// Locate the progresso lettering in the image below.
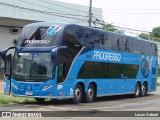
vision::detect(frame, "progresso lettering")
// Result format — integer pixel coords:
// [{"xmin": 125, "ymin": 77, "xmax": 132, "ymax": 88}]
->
[
  {"xmin": 93, "ymin": 51, "xmax": 121, "ymax": 61},
  {"xmin": 25, "ymin": 40, "xmax": 49, "ymax": 44}
]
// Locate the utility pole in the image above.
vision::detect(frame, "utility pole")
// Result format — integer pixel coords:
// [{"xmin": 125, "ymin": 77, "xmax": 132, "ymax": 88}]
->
[{"xmin": 89, "ymin": 0, "xmax": 92, "ymax": 27}]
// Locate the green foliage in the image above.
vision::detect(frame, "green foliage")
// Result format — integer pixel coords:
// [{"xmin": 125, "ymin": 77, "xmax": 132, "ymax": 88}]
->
[
  {"xmin": 158, "ymin": 70, "xmax": 160, "ymax": 77},
  {"xmin": 13, "ymin": 39, "xmax": 17, "ymax": 45},
  {"xmin": 101, "ymin": 24, "xmax": 125, "ymax": 35},
  {"xmin": 0, "ymin": 72, "xmax": 4, "ymax": 80},
  {"xmin": 0, "ymin": 93, "xmax": 36, "ymax": 105},
  {"xmin": 138, "ymin": 26, "xmax": 160, "ymax": 42},
  {"xmin": 102, "ymin": 24, "xmax": 118, "ymax": 32},
  {"xmin": 115, "ymin": 30, "xmax": 125, "ymax": 34},
  {"xmin": 151, "ymin": 26, "xmax": 160, "ymax": 38},
  {"xmin": 138, "ymin": 33, "xmax": 150, "ymax": 40},
  {"xmin": 0, "ymin": 73, "xmax": 3, "ymax": 80}
]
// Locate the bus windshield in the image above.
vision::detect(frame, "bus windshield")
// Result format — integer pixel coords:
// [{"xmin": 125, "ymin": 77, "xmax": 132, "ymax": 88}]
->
[
  {"xmin": 17, "ymin": 25, "xmax": 63, "ymax": 47},
  {"xmin": 12, "ymin": 52, "xmax": 54, "ymax": 81}
]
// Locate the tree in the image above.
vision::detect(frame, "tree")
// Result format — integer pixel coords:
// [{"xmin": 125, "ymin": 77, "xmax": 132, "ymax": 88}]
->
[
  {"xmin": 151, "ymin": 26, "xmax": 160, "ymax": 38},
  {"xmin": 138, "ymin": 33, "xmax": 151, "ymax": 40},
  {"xmin": 13, "ymin": 39, "xmax": 17, "ymax": 45},
  {"xmin": 138, "ymin": 26, "xmax": 160, "ymax": 42},
  {"xmin": 101, "ymin": 24, "xmax": 118, "ymax": 32},
  {"xmin": 101, "ymin": 24, "xmax": 125, "ymax": 34}
]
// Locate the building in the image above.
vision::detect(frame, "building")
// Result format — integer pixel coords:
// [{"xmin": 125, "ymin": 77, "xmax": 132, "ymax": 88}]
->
[{"xmin": 0, "ymin": 0, "xmax": 103, "ymax": 52}]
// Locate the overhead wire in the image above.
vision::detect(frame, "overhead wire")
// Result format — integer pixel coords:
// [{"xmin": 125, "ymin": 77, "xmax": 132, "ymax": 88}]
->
[
  {"xmin": 18, "ymin": 0, "xmax": 89, "ymax": 17},
  {"xmin": 38, "ymin": 0, "xmax": 102, "ymax": 18},
  {"xmin": 39, "ymin": 0, "xmax": 102, "ymax": 14},
  {"xmin": 0, "ymin": 1, "xmax": 87, "ymax": 22},
  {"xmin": 39, "ymin": 0, "xmax": 89, "ymax": 15},
  {"xmin": 92, "ymin": 17, "xmax": 151, "ymax": 33},
  {"xmin": 0, "ymin": 1, "xmax": 155, "ymax": 34}
]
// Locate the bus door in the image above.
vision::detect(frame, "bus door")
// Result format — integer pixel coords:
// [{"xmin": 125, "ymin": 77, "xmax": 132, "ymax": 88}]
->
[{"xmin": 4, "ymin": 54, "xmax": 12, "ymax": 95}]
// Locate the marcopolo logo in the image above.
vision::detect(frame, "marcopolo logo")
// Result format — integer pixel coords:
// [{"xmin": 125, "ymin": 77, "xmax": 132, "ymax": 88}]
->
[
  {"xmin": 140, "ymin": 58, "xmax": 149, "ymax": 78},
  {"xmin": 25, "ymin": 40, "xmax": 49, "ymax": 44},
  {"xmin": 93, "ymin": 51, "xmax": 121, "ymax": 61}
]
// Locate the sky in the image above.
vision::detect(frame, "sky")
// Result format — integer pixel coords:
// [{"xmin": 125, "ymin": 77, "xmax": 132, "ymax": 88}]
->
[{"xmin": 57, "ymin": 0, "xmax": 160, "ymax": 34}]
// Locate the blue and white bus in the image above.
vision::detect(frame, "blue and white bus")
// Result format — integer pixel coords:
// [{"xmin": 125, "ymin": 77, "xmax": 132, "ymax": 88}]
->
[{"xmin": 1, "ymin": 22, "xmax": 158, "ymax": 104}]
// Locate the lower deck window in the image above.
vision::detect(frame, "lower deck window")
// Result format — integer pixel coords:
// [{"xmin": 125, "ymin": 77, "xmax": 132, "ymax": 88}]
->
[{"xmin": 77, "ymin": 61, "xmax": 139, "ymax": 79}]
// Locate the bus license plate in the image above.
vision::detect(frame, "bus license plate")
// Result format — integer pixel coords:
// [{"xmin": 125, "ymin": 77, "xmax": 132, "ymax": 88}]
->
[{"xmin": 25, "ymin": 91, "xmax": 33, "ymax": 96}]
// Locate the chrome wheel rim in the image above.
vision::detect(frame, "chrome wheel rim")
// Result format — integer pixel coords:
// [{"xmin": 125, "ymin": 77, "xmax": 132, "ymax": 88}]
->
[
  {"xmin": 75, "ymin": 88, "xmax": 81, "ymax": 100},
  {"xmin": 136, "ymin": 85, "xmax": 140, "ymax": 96},
  {"xmin": 142, "ymin": 85, "xmax": 146, "ymax": 95},
  {"xmin": 87, "ymin": 88, "xmax": 94, "ymax": 99}
]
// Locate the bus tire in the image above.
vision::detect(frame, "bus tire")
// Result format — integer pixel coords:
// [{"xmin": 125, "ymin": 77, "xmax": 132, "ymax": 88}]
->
[
  {"xmin": 35, "ymin": 98, "xmax": 45, "ymax": 103},
  {"xmin": 141, "ymin": 83, "xmax": 147, "ymax": 97},
  {"xmin": 85, "ymin": 84, "xmax": 95, "ymax": 103},
  {"xmin": 73, "ymin": 84, "xmax": 82, "ymax": 104},
  {"xmin": 134, "ymin": 82, "xmax": 141, "ymax": 98}
]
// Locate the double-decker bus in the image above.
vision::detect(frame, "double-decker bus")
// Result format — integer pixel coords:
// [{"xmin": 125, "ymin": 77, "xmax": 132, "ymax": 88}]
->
[{"xmin": 1, "ymin": 22, "xmax": 158, "ymax": 104}]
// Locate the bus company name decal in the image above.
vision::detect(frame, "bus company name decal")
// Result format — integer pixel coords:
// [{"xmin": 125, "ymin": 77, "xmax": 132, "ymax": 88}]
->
[
  {"xmin": 25, "ymin": 40, "xmax": 49, "ymax": 44},
  {"xmin": 93, "ymin": 51, "xmax": 121, "ymax": 61}
]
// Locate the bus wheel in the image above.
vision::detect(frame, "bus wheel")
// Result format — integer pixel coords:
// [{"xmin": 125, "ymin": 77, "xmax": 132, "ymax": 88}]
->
[
  {"xmin": 141, "ymin": 83, "xmax": 147, "ymax": 97},
  {"xmin": 35, "ymin": 98, "xmax": 45, "ymax": 103},
  {"xmin": 134, "ymin": 83, "xmax": 141, "ymax": 98},
  {"xmin": 85, "ymin": 84, "xmax": 95, "ymax": 103},
  {"xmin": 73, "ymin": 84, "xmax": 82, "ymax": 104}
]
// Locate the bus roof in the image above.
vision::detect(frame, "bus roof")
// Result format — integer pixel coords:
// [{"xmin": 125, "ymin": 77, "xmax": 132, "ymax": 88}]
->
[
  {"xmin": 24, "ymin": 22, "xmax": 157, "ymax": 44},
  {"xmin": 22, "ymin": 22, "xmax": 157, "ymax": 56}
]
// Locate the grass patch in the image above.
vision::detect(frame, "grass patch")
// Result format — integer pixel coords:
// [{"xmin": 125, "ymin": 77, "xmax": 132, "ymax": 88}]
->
[
  {"xmin": 0, "ymin": 73, "xmax": 3, "ymax": 80},
  {"xmin": 157, "ymin": 83, "xmax": 160, "ymax": 86},
  {"xmin": 0, "ymin": 93, "xmax": 36, "ymax": 105},
  {"xmin": 158, "ymin": 70, "xmax": 160, "ymax": 77}
]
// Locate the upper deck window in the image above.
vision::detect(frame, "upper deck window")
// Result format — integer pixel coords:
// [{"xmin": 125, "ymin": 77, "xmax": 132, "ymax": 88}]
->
[{"xmin": 17, "ymin": 25, "xmax": 63, "ymax": 47}]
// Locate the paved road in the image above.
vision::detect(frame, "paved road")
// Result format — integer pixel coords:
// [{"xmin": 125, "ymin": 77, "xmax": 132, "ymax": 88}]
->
[
  {"xmin": 0, "ymin": 78, "xmax": 160, "ymax": 119},
  {"xmin": 0, "ymin": 87, "xmax": 160, "ymax": 111},
  {"xmin": 0, "ymin": 87, "xmax": 160, "ymax": 120}
]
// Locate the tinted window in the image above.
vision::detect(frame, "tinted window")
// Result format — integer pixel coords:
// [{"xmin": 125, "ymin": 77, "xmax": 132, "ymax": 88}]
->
[
  {"xmin": 111, "ymin": 34, "xmax": 123, "ymax": 51},
  {"xmin": 63, "ymin": 25, "xmax": 157, "ymax": 56},
  {"xmin": 13, "ymin": 52, "xmax": 53, "ymax": 81},
  {"xmin": 18, "ymin": 26, "xmax": 63, "ymax": 47},
  {"xmin": 62, "ymin": 26, "xmax": 82, "ymax": 52},
  {"xmin": 123, "ymin": 36, "xmax": 133, "ymax": 52},
  {"xmin": 58, "ymin": 48, "xmax": 77, "ymax": 83},
  {"xmin": 58, "ymin": 27, "xmax": 83, "ymax": 83},
  {"xmin": 153, "ymin": 43, "xmax": 158, "ymax": 56},
  {"xmin": 78, "ymin": 61, "xmax": 139, "ymax": 79}
]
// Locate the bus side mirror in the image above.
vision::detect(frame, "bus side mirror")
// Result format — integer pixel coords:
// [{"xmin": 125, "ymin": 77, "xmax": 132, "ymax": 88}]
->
[{"xmin": 1, "ymin": 46, "xmax": 16, "ymax": 60}]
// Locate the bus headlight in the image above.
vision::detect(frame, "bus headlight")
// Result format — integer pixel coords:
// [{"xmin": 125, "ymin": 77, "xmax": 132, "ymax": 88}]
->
[
  {"xmin": 42, "ymin": 85, "xmax": 53, "ymax": 91},
  {"xmin": 11, "ymin": 83, "xmax": 18, "ymax": 89}
]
